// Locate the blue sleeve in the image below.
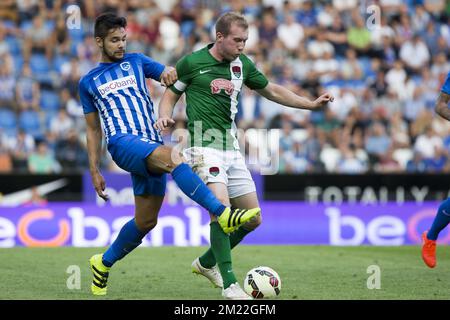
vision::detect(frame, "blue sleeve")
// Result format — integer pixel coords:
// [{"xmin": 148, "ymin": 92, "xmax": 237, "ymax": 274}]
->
[
  {"xmin": 442, "ymin": 72, "xmax": 450, "ymax": 95},
  {"xmin": 78, "ymin": 78, "xmax": 97, "ymax": 114},
  {"xmin": 139, "ymin": 53, "xmax": 165, "ymax": 81}
]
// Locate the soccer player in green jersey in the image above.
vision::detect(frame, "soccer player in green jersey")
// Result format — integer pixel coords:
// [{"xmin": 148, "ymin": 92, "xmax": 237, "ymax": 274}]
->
[{"xmin": 155, "ymin": 12, "xmax": 334, "ymax": 299}]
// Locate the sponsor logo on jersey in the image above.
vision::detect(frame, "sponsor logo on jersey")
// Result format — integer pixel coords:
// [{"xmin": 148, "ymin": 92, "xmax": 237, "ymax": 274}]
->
[
  {"xmin": 97, "ymin": 75, "xmax": 138, "ymax": 98},
  {"xmin": 209, "ymin": 167, "xmax": 220, "ymax": 177},
  {"xmin": 210, "ymin": 78, "xmax": 234, "ymax": 95},
  {"xmin": 232, "ymin": 66, "xmax": 241, "ymax": 78}
]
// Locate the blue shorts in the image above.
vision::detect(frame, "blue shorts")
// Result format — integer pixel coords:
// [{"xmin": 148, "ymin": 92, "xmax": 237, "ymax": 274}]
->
[{"xmin": 107, "ymin": 134, "xmax": 166, "ymax": 196}]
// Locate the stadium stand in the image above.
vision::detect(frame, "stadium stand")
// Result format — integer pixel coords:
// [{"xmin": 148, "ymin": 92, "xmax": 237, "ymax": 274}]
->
[{"xmin": 0, "ymin": 0, "xmax": 449, "ymax": 174}]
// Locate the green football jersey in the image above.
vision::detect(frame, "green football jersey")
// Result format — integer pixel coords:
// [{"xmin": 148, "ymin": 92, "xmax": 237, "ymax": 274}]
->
[{"xmin": 170, "ymin": 43, "xmax": 269, "ymax": 150}]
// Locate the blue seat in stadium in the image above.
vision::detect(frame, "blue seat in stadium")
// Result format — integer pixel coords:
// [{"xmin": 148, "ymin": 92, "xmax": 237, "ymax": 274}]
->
[
  {"xmin": 0, "ymin": 109, "xmax": 17, "ymax": 136},
  {"xmin": 19, "ymin": 110, "xmax": 42, "ymax": 138},
  {"xmin": 12, "ymin": 54, "xmax": 24, "ymax": 77},
  {"xmin": 53, "ymin": 55, "xmax": 70, "ymax": 73},
  {"xmin": 5, "ymin": 35, "xmax": 21, "ymax": 55},
  {"xmin": 2, "ymin": 20, "xmax": 16, "ymax": 29},
  {"xmin": 30, "ymin": 54, "xmax": 51, "ymax": 74},
  {"xmin": 359, "ymin": 57, "xmax": 372, "ymax": 76},
  {"xmin": 19, "ymin": 20, "xmax": 33, "ymax": 32},
  {"xmin": 40, "ymin": 90, "xmax": 61, "ymax": 111},
  {"xmin": 44, "ymin": 110, "xmax": 59, "ymax": 131},
  {"xmin": 68, "ymin": 26, "xmax": 85, "ymax": 42}
]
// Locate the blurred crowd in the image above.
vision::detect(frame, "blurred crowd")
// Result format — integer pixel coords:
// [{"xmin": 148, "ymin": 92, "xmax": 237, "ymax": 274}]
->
[{"xmin": 0, "ymin": 0, "xmax": 449, "ymax": 175}]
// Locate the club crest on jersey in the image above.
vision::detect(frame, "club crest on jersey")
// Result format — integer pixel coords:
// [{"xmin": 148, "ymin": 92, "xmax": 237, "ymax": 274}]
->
[
  {"xmin": 209, "ymin": 167, "xmax": 220, "ymax": 177},
  {"xmin": 210, "ymin": 78, "xmax": 234, "ymax": 95},
  {"xmin": 232, "ymin": 66, "xmax": 241, "ymax": 78},
  {"xmin": 120, "ymin": 62, "xmax": 131, "ymax": 71}
]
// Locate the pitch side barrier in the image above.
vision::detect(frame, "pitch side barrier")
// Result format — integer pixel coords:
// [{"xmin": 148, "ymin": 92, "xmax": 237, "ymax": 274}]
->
[{"xmin": 264, "ymin": 173, "xmax": 450, "ymax": 203}]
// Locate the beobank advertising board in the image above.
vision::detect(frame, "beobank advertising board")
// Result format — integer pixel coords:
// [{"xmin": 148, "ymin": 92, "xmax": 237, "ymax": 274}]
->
[{"xmin": 0, "ymin": 202, "xmax": 446, "ymax": 247}]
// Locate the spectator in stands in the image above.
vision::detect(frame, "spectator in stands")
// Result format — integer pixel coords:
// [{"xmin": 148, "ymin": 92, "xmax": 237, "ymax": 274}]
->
[
  {"xmin": 51, "ymin": 13, "xmax": 71, "ymax": 58},
  {"xmin": 365, "ymin": 122, "xmax": 392, "ymax": 169},
  {"xmin": 414, "ymin": 125, "xmax": 444, "ymax": 159},
  {"xmin": 412, "ymin": 5, "xmax": 431, "ymax": 33},
  {"xmin": 0, "ymin": 138, "xmax": 12, "ymax": 172},
  {"xmin": 22, "ymin": 14, "xmax": 53, "ymax": 61},
  {"xmin": 28, "ymin": 139, "xmax": 60, "ymax": 174},
  {"xmin": 0, "ymin": 22, "xmax": 11, "ymax": 56},
  {"xmin": 316, "ymin": 107, "xmax": 341, "ymax": 147},
  {"xmin": 50, "ymin": 109, "xmax": 75, "ymax": 140},
  {"xmin": 277, "ymin": 13, "xmax": 304, "ymax": 53},
  {"xmin": 0, "ymin": 1, "xmax": 448, "ymax": 174},
  {"xmin": 336, "ymin": 146, "xmax": 367, "ymax": 174},
  {"xmin": 424, "ymin": 0, "xmax": 446, "ymax": 16},
  {"xmin": 54, "ymin": 129, "xmax": 88, "ymax": 173},
  {"xmin": 406, "ymin": 151, "xmax": 427, "ymax": 172},
  {"xmin": 421, "ymin": 21, "xmax": 441, "ymax": 56},
  {"xmin": 399, "ymin": 33, "xmax": 430, "ymax": 75},
  {"xmin": 279, "ymin": 121, "xmax": 294, "ymax": 152},
  {"xmin": 423, "ymin": 147, "xmax": 449, "ymax": 172},
  {"xmin": 0, "ymin": 0, "xmax": 18, "ymax": 23},
  {"xmin": 307, "ymin": 28, "xmax": 334, "ymax": 59},
  {"xmin": 347, "ymin": 15, "xmax": 371, "ymax": 56},
  {"xmin": 385, "ymin": 60, "xmax": 407, "ymax": 98},
  {"xmin": 7, "ymin": 129, "xmax": 35, "ymax": 172},
  {"xmin": 0, "ymin": 52, "xmax": 16, "ymax": 109},
  {"xmin": 389, "ymin": 111, "xmax": 411, "ymax": 149},
  {"xmin": 430, "ymin": 52, "xmax": 450, "ymax": 79},
  {"xmin": 282, "ymin": 141, "xmax": 311, "ymax": 173},
  {"xmin": 325, "ymin": 13, "xmax": 348, "ymax": 57},
  {"xmin": 15, "ymin": 63, "xmax": 40, "ymax": 112},
  {"xmin": 258, "ymin": 9, "xmax": 278, "ymax": 53}
]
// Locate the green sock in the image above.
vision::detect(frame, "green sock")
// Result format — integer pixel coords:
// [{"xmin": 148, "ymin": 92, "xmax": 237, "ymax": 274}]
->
[
  {"xmin": 208, "ymin": 221, "xmax": 237, "ymax": 289},
  {"xmin": 199, "ymin": 226, "xmax": 252, "ymax": 268}
]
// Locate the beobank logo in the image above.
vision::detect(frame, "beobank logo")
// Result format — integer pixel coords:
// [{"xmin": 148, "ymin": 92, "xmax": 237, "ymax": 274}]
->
[
  {"xmin": 0, "ymin": 206, "xmax": 210, "ymax": 248},
  {"xmin": 97, "ymin": 75, "xmax": 138, "ymax": 98},
  {"xmin": 325, "ymin": 206, "xmax": 448, "ymax": 245}
]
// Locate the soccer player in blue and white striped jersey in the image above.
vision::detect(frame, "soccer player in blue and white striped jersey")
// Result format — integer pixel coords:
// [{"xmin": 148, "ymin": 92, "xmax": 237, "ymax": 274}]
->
[{"xmin": 79, "ymin": 13, "xmax": 260, "ymax": 296}]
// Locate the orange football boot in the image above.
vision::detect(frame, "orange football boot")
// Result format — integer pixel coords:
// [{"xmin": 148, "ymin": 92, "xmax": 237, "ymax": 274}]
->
[{"xmin": 421, "ymin": 231, "xmax": 437, "ymax": 268}]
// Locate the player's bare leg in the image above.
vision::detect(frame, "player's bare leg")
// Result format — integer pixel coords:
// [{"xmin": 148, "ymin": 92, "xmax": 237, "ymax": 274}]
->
[{"xmin": 90, "ymin": 195, "xmax": 163, "ymax": 295}]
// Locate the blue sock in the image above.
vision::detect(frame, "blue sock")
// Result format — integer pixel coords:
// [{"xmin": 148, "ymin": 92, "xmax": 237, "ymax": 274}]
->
[
  {"xmin": 171, "ymin": 163, "xmax": 226, "ymax": 216},
  {"xmin": 428, "ymin": 198, "xmax": 450, "ymax": 240},
  {"xmin": 102, "ymin": 219, "xmax": 147, "ymax": 267}
]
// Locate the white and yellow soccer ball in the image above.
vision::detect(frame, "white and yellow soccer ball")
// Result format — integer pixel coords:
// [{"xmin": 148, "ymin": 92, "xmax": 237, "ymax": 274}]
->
[{"xmin": 243, "ymin": 266, "xmax": 281, "ymax": 299}]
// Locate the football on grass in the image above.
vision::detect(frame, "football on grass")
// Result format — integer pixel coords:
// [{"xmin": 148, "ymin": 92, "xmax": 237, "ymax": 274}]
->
[{"xmin": 243, "ymin": 266, "xmax": 281, "ymax": 299}]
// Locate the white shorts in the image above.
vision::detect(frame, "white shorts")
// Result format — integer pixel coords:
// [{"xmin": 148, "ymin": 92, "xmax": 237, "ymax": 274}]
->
[{"xmin": 183, "ymin": 147, "xmax": 256, "ymax": 199}]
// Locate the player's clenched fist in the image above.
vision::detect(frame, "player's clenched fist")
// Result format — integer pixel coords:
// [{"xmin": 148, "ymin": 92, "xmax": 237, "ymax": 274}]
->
[
  {"xmin": 160, "ymin": 66, "xmax": 177, "ymax": 87},
  {"xmin": 154, "ymin": 117, "xmax": 175, "ymax": 131}
]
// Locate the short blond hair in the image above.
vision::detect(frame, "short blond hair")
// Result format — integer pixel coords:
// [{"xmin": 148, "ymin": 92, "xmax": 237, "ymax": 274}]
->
[{"xmin": 215, "ymin": 12, "xmax": 248, "ymax": 37}]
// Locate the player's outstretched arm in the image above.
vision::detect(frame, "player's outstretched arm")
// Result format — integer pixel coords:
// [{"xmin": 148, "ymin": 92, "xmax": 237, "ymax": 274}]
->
[
  {"xmin": 85, "ymin": 112, "xmax": 109, "ymax": 201},
  {"xmin": 154, "ymin": 89, "xmax": 182, "ymax": 131},
  {"xmin": 435, "ymin": 92, "xmax": 450, "ymax": 121},
  {"xmin": 256, "ymin": 82, "xmax": 334, "ymax": 111}
]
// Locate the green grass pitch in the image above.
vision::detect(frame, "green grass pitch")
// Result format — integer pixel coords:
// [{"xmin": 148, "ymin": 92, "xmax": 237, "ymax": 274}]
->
[{"xmin": 0, "ymin": 245, "xmax": 449, "ymax": 300}]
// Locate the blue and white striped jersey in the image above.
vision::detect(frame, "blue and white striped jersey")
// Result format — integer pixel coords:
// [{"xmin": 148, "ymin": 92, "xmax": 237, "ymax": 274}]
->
[{"xmin": 79, "ymin": 53, "xmax": 164, "ymax": 143}]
